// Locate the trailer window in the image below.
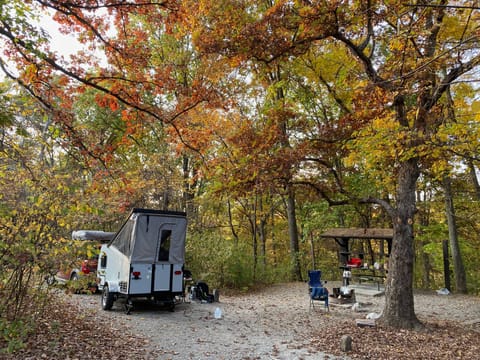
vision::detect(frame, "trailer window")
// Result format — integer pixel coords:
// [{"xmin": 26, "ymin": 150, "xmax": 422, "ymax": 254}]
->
[
  {"xmin": 158, "ymin": 229, "xmax": 172, "ymax": 261},
  {"xmin": 100, "ymin": 253, "xmax": 107, "ymax": 268}
]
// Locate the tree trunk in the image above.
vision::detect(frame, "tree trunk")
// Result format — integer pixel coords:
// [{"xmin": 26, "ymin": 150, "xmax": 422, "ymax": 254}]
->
[
  {"xmin": 182, "ymin": 155, "xmax": 196, "ymax": 214},
  {"xmin": 380, "ymin": 158, "xmax": 421, "ymax": 329},
  {"xmin": 271, "ymin": 199, "xmax": 277, "ymax": 267},
  {"xmin": 285, "ymin": 184, "xmax": 302, "ymax": 281},
  {"xmin": 252, "ymin": 197, "xmax": 258, "ymax": 281},
  {"xmin": 309, "ymin": 232, "xmax": 316, "ymax": 270},
  {"xmin": 227, "ymin": 199, "xmax": 239, "ymax": 246},
  {"xmin": 443, "ymin": 176, "xmax": 467, "ymax": 293},
  {"xmin": 468, "ymin": 160, "xmax": 480, "ymax": 201},
  {"xmin": 258, "ymin": 197, "xmax": 267, "ymax": 270},
  {"xmin": 443, "ymin": 239, "xmax": 451, "ymax": 291}
]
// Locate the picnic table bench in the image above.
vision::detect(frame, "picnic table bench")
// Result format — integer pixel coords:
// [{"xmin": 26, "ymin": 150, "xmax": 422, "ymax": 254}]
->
[{"xmin": 351, "ymin": 268, "xmax": 386, "ymax": 290}]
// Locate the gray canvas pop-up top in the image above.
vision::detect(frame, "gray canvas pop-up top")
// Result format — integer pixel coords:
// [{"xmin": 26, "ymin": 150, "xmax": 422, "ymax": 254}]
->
[{"xmin": 107, "ymin": 208, "xmax": 187, "ymax": 264}]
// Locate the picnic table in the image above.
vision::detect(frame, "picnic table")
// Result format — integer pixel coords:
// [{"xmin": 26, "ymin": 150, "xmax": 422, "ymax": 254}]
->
[{"xmin": 350, "ymin": 267, "xmax": 386, "ymax": 290}]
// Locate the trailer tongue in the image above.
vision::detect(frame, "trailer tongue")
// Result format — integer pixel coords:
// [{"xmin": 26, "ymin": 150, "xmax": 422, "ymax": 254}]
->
[{"xmin": 97, "ymin": 208, "xmax": 187, "ymax": 313}]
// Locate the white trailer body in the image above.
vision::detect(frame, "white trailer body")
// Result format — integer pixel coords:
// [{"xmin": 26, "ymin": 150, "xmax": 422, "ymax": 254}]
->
[{"xmin": 97, "ymin": 208, "xmax": 187, "ymax": 312}]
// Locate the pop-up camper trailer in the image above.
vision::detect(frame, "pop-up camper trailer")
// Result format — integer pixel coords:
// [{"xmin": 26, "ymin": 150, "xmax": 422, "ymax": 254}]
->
[{"xmin": 97, "ymin": 208, "xmax": 187, "ymax": 313}]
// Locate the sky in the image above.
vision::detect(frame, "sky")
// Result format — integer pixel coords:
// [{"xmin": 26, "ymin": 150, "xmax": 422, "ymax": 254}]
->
[
  {"xmin": 38, "ymin": 10, "xmax": 109, "ymax": 68},
  {"xmin": 39, "ymin": 10, "xmax": 87, "ymax": 59}
]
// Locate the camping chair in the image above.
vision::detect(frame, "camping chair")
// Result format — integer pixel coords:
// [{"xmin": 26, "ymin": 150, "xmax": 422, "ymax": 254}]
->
[{"xmin": 308, "ymin": 270, "xmax": 329, "ymax": 312}]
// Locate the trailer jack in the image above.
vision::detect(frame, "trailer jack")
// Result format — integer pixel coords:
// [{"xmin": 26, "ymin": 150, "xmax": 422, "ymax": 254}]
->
[{"xmin": 125, "ymin": 299, "xmax": 134, "ymax": 315}]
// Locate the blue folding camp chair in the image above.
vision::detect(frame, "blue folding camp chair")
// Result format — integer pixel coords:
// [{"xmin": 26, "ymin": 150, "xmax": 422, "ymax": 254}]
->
[{"xmin": 308, "ymin": 270, "xmax": 329, "ymax": 311}]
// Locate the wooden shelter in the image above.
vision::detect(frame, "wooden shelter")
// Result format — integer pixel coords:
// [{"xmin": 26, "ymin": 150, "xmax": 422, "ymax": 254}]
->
[{"xmin": 320, "ymin": 228, "xmax": 393, "ymax": 266}]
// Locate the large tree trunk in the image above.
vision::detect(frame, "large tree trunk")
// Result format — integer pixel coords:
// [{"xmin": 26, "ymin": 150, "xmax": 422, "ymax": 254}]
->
[
  {"xmin": 443, "ymin": 176, "xmax": 467, "ymax": 293},
  {"xmin": 380, "ymin": 158, "xmax": 422, "ymax": 329}
]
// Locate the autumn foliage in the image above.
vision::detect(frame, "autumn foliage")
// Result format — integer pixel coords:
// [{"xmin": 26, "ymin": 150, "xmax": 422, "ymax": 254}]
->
[{"xmin": 0, "ymin": 1, "xmax": 479, "ymax": 349}]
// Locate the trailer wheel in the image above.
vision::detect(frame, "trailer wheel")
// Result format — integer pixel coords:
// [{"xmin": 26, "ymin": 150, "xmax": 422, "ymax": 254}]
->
[
  {"xmin": 45, "ymin": 274, "xmax": 56, "ymax": 286},
  {"xmin": 102, "ymin": 284, "xmax": 114, "ymax": 310}
]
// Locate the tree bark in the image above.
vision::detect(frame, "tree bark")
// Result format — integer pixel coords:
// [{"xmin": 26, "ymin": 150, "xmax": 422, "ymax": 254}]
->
[
  {"xmin": 380, "ymin": 158, "xmax": 422, "ymax": 329},
  {"xmin": 443, "ymin": 176, "xmax": 467, "ymax": 293}
]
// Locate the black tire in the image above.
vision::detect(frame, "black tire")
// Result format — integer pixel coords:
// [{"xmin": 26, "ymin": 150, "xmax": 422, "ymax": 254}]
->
[
  {"xmin": 70, "ymin": 273, "xmax": 79, "ymax": 281},
  {"xmin": 102, "ymin": 284, "xmax": 114, "ymax": 310},
  {"xmin": 45, "ymin": 275, "xmax": 56, "ymax": 286}
]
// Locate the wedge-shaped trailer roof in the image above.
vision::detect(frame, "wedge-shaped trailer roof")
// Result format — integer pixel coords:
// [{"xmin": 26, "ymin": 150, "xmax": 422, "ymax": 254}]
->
[{"xmin": 107, "ymin": 208, "xmax": 187, "ymax": 264}]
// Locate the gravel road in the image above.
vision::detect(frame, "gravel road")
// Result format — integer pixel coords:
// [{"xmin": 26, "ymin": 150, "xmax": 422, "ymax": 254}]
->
[{"xmin": 64, "ymin": 282, "xmax": 480, "ymax": 359}]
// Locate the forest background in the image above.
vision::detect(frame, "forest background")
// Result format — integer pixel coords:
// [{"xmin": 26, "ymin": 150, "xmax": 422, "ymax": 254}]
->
[{"xmin": 0, "ymin": 0, "xmax": 479, "ymax": 351}]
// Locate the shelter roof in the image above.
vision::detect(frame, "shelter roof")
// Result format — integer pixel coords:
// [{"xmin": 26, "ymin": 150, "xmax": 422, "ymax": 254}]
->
[{"xmin": 320, "ymin": 228, "xmax": 393, "ymax": 240}]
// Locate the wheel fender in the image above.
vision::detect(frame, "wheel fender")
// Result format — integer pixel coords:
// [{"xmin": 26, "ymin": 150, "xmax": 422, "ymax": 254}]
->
[{"xmin": 105, "ymin": 282, "xmax": 119, "ymax": 293}]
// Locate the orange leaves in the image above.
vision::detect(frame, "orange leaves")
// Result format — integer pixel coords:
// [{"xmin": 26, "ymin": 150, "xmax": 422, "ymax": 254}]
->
[
  {"xmin": 108, "ymin": 98, "xmax": 119, "ymax": 112},
  {"xmin": 93, "ymin": 92, "xmax": 121, "ymax": 113}
]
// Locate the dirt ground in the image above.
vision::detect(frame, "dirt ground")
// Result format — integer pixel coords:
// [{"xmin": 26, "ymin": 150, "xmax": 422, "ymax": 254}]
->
[{"xmin": 62, "ymin": 281, "xmax": 480, "ymax": 360}]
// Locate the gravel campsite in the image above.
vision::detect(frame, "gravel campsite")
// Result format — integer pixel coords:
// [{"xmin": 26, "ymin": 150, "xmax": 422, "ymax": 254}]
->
[{"xmin": 10, "ymin": 281, "xmax": 479, "ymax": 360}]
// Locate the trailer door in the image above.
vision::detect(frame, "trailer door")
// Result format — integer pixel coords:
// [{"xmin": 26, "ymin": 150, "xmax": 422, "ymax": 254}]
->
[{"xmin": 154, "ymin": 226, "xmax": 175, "ymax": 292}]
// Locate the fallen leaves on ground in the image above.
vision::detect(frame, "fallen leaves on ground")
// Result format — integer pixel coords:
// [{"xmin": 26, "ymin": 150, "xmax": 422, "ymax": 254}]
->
[
  {"xmin": 2, "ymin": 284, "xmax": 479, "ymax": 359},
  {"xmin": 1, "ymin": 295, "xmax": 159, "ymax": 360},
  {"xmin": 308, "ymin": 318, "xmax": 480, "ymax": 359}
]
